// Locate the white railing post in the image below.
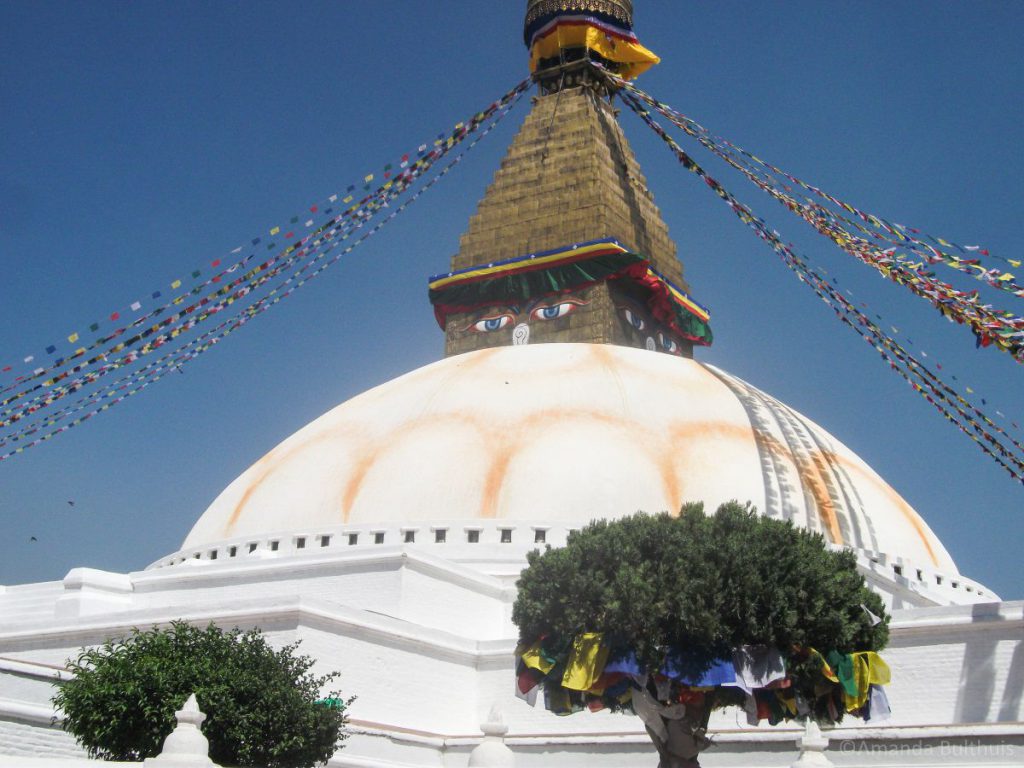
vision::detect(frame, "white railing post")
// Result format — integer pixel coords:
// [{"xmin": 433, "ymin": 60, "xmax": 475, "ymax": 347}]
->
[{"xmin": 143, "ymin": 693, "xmax": 218, "ymax": 766}]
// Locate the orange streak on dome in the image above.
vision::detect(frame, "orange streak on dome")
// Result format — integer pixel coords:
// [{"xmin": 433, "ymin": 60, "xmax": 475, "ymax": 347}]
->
[
  {"xmin": 664, "ymin": 419, "xmax": 844, "ymax": 544},
  {"xmin": 340, "ymin": 443, "xmax": 384, "ymax": 523},
  {"xmin": 480, "ymin": 442, "xmax": 515, "ymax": 519},
  {"xmin": 342, "ymin": 410, "xmax": 493, "ymax": 520},
  {"xmin": 828, "ymin": 450, "xmax": 941, "ymax": 567},
  {"xmin": 478, "ymin": 405, "xmax": 679, "ymax": 519},
  {"xmin": 225, "ymin": 424, "xmax": 370, "ymax": 534},
  {"xmin": 889, "ymin": 492, "xmax": 939, "ymax": 567},
  {"xmin": 225, "ymin": 450, "xmax": 278, "ymax": 534}
]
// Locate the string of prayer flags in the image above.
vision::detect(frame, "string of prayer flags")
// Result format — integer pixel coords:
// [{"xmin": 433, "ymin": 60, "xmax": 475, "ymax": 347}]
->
[
  {"xmin": 0, "ymin": 78, "xmax": 530, "ymax": 462},
  {"xmin": 604, "ymin": 70, "xmax": 1019, "ymax": 284},
  {"xmin": 811, "ymin": 265, "xmax": 1020, "ymax": 440},
  {"xmin": 0, "ymin": 81, "xmax": 533, "ymax": 383},
  {"xmin": 515, "ymin": 635, "xmax": 893, "ymax": 726},
  {"xmin": 618, "ymin": 89, "xmax": 1024, "ymax": 484},
  {"xmin": 603, "ymin": 70, "xmax": 1024, "ymax": 362},
  {"xmin": 0, "ymin": 78, "xmax": 529, "ymax": 417}
]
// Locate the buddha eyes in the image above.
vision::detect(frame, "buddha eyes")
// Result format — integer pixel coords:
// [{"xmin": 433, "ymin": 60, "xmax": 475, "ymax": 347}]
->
[
  {"xmin": 658, "ymin": 332, "xmax": 681, "ymax": 354},
  {"xmin": 470, "ymin": 314, "xmax": 514, "ymax": 333},
  {"xmin": 622, "ymin": 308, "xmax": 646, "ymax": 331},
  {"xmin": 465, "ymin": 300, "xmax": 583, "ymax": 333},
  {"xmin": 530, "ymin": 301, "xmax": 581, "ymax": 321}
]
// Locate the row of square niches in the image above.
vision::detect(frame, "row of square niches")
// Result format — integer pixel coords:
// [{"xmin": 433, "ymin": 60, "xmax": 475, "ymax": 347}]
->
[
  {"xmin": 885, "ymin": 561, "xmax": 982, "ymax": 596},
  {"xmin": 176, "ymin": 527, "xmax": 556, "ymax": 565}
]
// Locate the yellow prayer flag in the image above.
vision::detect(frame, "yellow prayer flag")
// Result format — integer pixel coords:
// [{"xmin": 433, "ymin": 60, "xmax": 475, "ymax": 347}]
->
[
  {"xmin": 809, "ymin": 649, "xmax": 838, "ymax": 682},
  {"xmin": 561, "ymin": 633, "xmax": 609, "ymax": 691},
  {"xmin": 518, "ymin": 641, "xmax": 555, "ymax": 675},
  {"xmin": 171, "ymin": 279, "xmax": 182, "ymax": 289},
  {"xmin": 270, "ymin": 226, "xmax": 280, "ymax": 236},
  {"xmin": 844, "ymin": 652, "xmax": 890, "ymax": 712},
  {"xmin": 67, "ymin": 333, "xmax": 79, "ymax": 343},
  {"xmin": 364, "ymin": 174, "xmax": 373, "ymax": 183}
]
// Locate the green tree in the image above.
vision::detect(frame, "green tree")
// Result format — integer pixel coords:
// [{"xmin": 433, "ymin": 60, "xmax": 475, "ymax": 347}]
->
[
  {"xmin": 52, "ymin": 621, "xmax": 351, "ymax": 767},
  {"xmin": 513, "ymin": 502, "xmax": 889, "ymax": 767}
]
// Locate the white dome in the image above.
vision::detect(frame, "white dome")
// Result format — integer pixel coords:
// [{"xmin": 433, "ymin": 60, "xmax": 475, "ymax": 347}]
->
[{"xmin": 181, "ymin": 344, "xmax": 956, "ymax": 574}]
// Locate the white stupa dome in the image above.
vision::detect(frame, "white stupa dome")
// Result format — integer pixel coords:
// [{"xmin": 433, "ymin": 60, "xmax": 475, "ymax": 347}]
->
[{"xmin": 175, "ymin": 343, "xmax": 956, "ymax": 577}]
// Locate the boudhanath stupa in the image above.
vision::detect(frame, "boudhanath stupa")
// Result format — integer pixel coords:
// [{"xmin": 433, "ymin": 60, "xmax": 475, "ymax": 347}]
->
[{"xmin": 1, "ymin": 2, "xmax": 1021, "ymax": 766}]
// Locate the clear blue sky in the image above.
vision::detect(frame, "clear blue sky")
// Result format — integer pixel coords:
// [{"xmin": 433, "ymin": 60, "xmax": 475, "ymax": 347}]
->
[{"xmin": 1, "ymin": 1, "xmax": 1021, "ymax": 599}]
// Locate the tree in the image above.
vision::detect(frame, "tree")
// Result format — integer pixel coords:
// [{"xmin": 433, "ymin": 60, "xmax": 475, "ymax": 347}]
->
[
  {"xmin": 512, "ymin": 502, "xmax": 890, "ymax": 768},
  {"xmin": 52, "ymin": 621, "xmax": 351, "ymax": 767}
]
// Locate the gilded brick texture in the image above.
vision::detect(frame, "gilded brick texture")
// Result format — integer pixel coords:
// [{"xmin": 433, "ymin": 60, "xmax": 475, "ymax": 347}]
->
[{"xmin": 444, "ymin": 85, "xmax": 690, "ymax": 357}]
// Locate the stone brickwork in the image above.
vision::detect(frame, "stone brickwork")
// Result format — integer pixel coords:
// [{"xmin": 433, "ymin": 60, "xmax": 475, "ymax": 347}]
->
[{"xmin": 444, "ymin": 84, "xmax": 688, "ymax": 356}]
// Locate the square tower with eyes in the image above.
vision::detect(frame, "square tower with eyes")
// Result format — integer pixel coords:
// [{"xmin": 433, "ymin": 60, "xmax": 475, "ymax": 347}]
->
[
  {"xmin": 443, "ymin": 281, "xmax": 694, "ymax": 358},
  {"xmin": 439, "ymin": 81, "xmax": 697, "ymax": 358}
]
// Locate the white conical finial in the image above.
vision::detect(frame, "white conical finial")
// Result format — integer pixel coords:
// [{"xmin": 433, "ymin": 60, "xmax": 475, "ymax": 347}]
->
[
  {"xmin": 468, "ymin": 705, "xmax": 515, "ymax": 767},
  {"xmin": 789, "ymin": 719, "xmax": 833, "ymax": 768},
  {"xmin": 143, "ymin": 693, "xmax": 218, "ymax": 766}
]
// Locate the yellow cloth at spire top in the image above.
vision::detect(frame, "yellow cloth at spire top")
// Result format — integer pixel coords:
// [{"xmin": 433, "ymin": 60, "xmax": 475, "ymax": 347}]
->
[{"xmin": 528, "ymin": 17, "xmax": 659, "ymax": 80}]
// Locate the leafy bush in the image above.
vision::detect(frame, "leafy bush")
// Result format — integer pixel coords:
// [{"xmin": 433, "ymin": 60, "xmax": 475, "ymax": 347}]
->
[{"xmin": 53, "ymin": 621, "xmax": 350, "ymax": 767}]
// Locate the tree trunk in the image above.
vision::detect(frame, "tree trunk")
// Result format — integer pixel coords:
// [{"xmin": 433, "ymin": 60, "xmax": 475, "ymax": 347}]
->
[{"xmin": 639, "ymin": 695, "xmax": 711, "ymax": 768}]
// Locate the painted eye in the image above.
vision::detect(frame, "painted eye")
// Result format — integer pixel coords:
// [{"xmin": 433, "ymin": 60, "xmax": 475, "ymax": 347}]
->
[
  {"xmin": 531, "ymin": 302, "xmax": 578, "ymax": 321},
  {"xmin": 623, "ymin": 308, "xmax": 646, "ymax": 331},
  {"xmin": 471, "ymin": 315, "xmax": 513, "ymax": 333},
  {"xmin": 658, "ymin": 332, "xmax": 680, "ymax": 354}
]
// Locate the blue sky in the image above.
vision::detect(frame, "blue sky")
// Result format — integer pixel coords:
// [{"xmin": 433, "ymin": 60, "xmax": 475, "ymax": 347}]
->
[{"xmin": 1, "ymin": 1, "xmax": 1021, "ymax": 599}]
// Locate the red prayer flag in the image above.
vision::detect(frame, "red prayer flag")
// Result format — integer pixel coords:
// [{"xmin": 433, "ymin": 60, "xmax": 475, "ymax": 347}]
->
[{"xmin": 110, "ymin": 312, "xmax": 120, "ymax": 321}]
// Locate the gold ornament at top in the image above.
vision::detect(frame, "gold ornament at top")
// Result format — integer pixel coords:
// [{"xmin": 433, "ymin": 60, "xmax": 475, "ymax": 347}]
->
[{"xmin": 525, "ymin": 0, "xmax": 634, "ymax": 29}]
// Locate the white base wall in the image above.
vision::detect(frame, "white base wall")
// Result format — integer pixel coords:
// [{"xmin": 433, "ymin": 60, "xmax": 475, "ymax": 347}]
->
[{"xmin": 1, "ymin": 547, "xmax": 1021, "ymax": 766}]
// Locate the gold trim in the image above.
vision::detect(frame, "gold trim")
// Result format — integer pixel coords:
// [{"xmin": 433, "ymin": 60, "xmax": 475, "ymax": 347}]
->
[{"xmin": 525, "ymin": 0, "xmax": 633, "ymax": 29}]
